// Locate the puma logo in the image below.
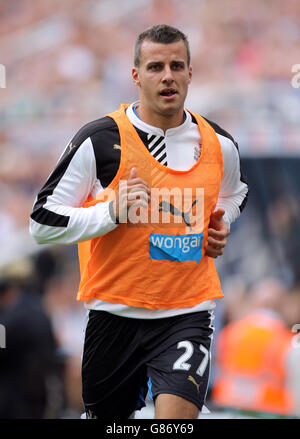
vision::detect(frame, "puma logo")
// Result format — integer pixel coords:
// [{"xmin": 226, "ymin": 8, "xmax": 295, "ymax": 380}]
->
[
  {"xmin": 159, "ymin": 200, "xmax": 198, "ymax": 230},
  {"xmin": 113, "ymin": 144, "xmax": 121, "ymax": 150},
  {"xmin": 188, "ymin": 375, "xmax": 202, "ymax": 393}
]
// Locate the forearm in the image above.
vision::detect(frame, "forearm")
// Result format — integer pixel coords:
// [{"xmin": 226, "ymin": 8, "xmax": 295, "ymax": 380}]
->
[
  {"xmin": 30, "ymin": 201, "xmax": 117, "ymax": 245},
  {"xmin": 215, "ymin": 189, "xmax": 248, "ymax": 226},
  {"xmin": 217, "ymin": 135, "xmax": 249, "ymax": 227}
]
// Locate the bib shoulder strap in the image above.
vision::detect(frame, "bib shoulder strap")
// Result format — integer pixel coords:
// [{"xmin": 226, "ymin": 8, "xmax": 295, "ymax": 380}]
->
[{"xmin": 106, "ymin": 104, "xmax": 129, "ymax": 121}]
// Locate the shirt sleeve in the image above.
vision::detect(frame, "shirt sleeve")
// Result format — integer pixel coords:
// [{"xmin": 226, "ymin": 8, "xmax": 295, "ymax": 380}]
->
[
  {"xmin": 29, "ymin": 137, "xmax": 117, "ymax": 245},
  {"xmin": 215, "ymin": 134, "xmax": 248, "ymax": 227}
]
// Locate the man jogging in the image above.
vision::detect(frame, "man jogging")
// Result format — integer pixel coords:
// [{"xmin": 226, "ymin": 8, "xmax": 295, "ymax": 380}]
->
[{"xmin": 30, "ymin": 24, "xmax": 248, "ymax": 419}]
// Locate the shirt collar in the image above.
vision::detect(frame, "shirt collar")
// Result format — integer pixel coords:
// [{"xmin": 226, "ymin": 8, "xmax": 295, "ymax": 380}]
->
[{"xmin": 126, "ymin": 101, "xmax": 192, "ymax": 137}]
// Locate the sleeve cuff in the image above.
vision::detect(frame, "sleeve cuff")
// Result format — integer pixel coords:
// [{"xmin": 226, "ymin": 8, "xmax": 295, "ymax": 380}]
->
[{"xmin": 108, "ymin": 201, "xmax": 119, "ymax": 224}]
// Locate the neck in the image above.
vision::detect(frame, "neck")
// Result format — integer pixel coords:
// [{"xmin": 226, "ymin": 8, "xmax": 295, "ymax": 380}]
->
[{"xmin": 135, "ymin": 104, "xmax": 185, "ymax": 132}]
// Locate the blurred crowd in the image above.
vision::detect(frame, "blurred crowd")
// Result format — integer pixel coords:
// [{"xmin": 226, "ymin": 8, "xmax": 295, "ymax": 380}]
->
[
  {"xmin": 209, "ymin": 276, "xmax": 300, "ymax": 417},
  {"xmin": 0, "ymin": 0, "xmax": 300, "ymax": 418}
]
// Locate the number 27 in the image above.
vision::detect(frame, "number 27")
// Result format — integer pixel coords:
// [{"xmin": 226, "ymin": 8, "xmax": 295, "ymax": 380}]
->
[{"xmin": 173, "ymin": 340, "xmax": 209, "ymax": 377}]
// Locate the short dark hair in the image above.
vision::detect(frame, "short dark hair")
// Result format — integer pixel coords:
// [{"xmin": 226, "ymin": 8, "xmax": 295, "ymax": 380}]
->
[{"xmin": 134, "ymin": 24, "xmax": 190, "ymax": 67}]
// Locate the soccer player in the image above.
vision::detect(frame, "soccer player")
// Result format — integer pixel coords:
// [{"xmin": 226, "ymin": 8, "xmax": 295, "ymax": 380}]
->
[{"xmin": 30, "ymin": 24, "xmax": 248, "ymax": 419}]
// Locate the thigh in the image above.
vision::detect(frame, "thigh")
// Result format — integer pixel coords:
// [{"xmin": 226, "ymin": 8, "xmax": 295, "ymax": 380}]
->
[
  {"xmin": 82, "ymin": 310, "xmax": 147, "ymax": 418},
  {"xmin": 146, "ymin": 311, "xmax": 214, "ymax": 412}
]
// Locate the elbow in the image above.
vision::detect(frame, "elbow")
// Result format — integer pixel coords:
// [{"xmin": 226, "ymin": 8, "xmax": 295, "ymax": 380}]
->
[
  {"xmin": 29, "ymin": 218, "xmax": 53, "ymax": 245},
  {"xmin": 29, "ymin": 220, "xmax": 46, "ymax": 245},
  {"xmin": 32, "ymin": 235, "xmax": 47, "ymax": 245},
  {"xmin": 29, "ymin": 217, "xmax": 72, "ymax": 245}
]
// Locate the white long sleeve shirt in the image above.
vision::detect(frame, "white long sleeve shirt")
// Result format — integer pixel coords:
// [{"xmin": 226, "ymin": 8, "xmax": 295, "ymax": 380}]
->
[{"xmin": 30, "ymin": 102, "xmax": 248, "ymax": 318}]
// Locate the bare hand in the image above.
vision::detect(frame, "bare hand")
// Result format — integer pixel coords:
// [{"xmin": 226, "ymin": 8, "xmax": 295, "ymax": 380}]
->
[
  {"xmin": 113, "ymin": 168, "xmax": 150, "ymax": 222},
  {"xmin": 205, "ymin": 208, "xmax": 230, "ymax": 258}
]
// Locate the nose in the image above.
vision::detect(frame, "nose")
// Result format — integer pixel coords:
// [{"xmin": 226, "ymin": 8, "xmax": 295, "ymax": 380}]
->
[{"xmin": 161, "ymin": 65, "xmax": 174, "ymax": 84}]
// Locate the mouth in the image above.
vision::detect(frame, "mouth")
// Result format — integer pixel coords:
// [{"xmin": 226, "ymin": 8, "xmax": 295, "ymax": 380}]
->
[{"xmin": 159, "ymin": 88, "xmax": 178, "ymax": 100}]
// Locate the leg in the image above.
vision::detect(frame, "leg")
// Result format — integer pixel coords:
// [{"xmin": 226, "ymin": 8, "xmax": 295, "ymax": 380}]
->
[
  {"xmin": 82, "ymin": 310, "xmax": 147, "ymax": 418},
  {"xmin": 146, "ymin": 311, "xmax": 214, "ymax": 419},
  {"xmin": 155, "ymin": 393, "xmax": 199, "ymax": 419}
]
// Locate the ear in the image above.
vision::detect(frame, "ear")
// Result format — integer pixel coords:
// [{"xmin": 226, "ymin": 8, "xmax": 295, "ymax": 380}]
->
[
  {"xmin": 132, "ymin": 67, "xmax": 141, "ymax": 87},
  {"xmin": 188, "ymin": 65, "xmax": 192, "ymax": 84}
]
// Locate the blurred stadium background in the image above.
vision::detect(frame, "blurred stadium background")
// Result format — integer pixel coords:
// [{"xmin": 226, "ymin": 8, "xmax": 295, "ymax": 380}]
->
[{"xmin": 0, "ymin": 0, "xmax": 299, "ymax": 419}]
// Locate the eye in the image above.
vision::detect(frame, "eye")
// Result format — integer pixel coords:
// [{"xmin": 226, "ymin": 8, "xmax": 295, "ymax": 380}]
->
[
  {"xmin": 172, "ymin": 62, "xmax": 184, "ymax": 70},
  {"xmin": 148, "ymin": 64, "xmax": 162, "ymax": 71}
]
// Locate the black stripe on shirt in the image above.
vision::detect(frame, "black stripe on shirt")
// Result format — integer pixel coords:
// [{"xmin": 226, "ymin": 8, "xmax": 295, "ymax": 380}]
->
[
  {"xmin": 31, "ymin": 116, "xmax": 120, "ymax": 227},
  {"xmin": 30, "ymin": 145, "xmax": 78, "ymax": 227}
]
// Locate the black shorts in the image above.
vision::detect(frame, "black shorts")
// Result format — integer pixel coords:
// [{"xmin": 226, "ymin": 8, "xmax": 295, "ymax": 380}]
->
[{"xmin": 82, "ymin": 309, "xmax": 214, "ymax": 419}]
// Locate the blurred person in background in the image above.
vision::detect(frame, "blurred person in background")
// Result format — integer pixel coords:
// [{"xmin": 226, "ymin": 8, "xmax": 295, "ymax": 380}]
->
[
  {"xmin": 29, "ymin": 24, "xmax": 248, "ymax": 419},
  {"xmin": 211, "ymin": 277, "xmax": 299, "ymax": 416},
  {"xmin": 42, "ymin": 263, "xmax": 86, "ymax": 417},
  {"xmin": 0, "ymin": 258, "xmax": 63, "ymax": 419},
  {"xmin": 219, "ymin": 275, "xmax": 249, "ymax": 325},
  {"xmin": 283, "ymin": 286, "xmax": 300, "ymax": 417}
]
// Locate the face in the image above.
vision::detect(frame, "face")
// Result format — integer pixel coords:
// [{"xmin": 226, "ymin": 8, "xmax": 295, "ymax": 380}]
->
[{"xmin": 132, "ymin": 39, "xmax": 192, "ymax": 120}]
